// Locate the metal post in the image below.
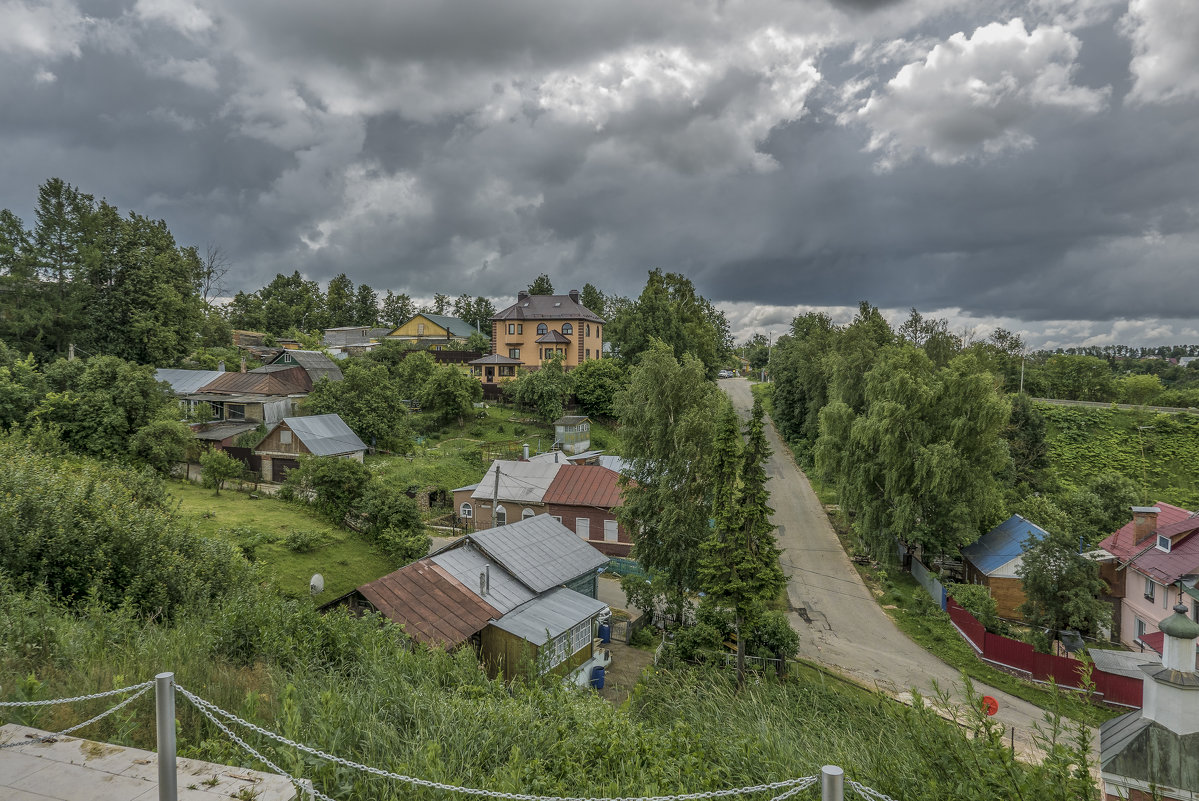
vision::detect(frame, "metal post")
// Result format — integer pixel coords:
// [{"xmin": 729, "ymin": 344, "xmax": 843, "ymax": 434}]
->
[
  {"xmin": 156, "ymin": 672, "xmax": 177, "ymax": 801},
  {"xmin": 821, "ymin": 765, "xmax": 844, "ymax": 801}
]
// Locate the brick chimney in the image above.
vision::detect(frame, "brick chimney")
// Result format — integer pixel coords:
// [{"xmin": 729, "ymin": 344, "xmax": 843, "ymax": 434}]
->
[
  {"xmin": 1132, "ymin": 506, "xmax": 1161, "ymax": 544},
  {"xmin": 569, "ymin": 288, "xmax": 580, "ymax": 304},
  {"xmin": 517, "ymin": 290, "xmax": 529, "ymax": 301}
]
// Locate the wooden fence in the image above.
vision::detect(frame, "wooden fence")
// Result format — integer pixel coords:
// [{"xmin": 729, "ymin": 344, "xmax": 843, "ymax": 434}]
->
[{"xmin": 946, "ymin": 598, "xmax": 1143, "ymax": 708}]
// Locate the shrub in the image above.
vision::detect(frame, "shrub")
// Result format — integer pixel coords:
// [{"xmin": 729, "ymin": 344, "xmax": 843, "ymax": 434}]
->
[
  {"xmin": 200, "ymin": 448, "xmax": 244, "ymax": 495},
  {"xmin": 629, "ymin": 625, "xmax": 656, "ymax": 648},
  {"xmin": 283, "ymin": 530, "xmax": 326, "ymax": 553},
  {"xmin": 948, "ymin": 583, "xmax": 1001, "ymax": 633}
]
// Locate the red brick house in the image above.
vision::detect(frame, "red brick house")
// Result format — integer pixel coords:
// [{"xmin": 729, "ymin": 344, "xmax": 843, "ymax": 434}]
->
[{"xmin": 542, "ymin": 464, "xmax": 630, "ymax": 556}]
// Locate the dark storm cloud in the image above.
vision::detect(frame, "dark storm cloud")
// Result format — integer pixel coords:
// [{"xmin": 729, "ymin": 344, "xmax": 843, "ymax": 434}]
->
[{"xmin": 0, "ymin": 0, "xmax": 1198, "ymax": 348}]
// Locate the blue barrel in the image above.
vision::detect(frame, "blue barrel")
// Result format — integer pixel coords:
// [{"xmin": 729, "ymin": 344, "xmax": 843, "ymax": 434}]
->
[
  {"xmin": 598, "ymin": 622, "xmax": 611, "ymax": 643},
  {"xmin": 590, "ymin": 665, "xmax": 605, "ymax": 690}
]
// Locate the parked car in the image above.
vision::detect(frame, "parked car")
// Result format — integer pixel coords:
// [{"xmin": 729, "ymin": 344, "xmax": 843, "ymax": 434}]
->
[{"xmin": 718, "ymin": 369, "xmax": 734, "ymax": 378}]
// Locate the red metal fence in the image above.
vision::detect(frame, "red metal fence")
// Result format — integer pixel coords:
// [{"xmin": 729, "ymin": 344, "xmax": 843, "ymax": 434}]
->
[{"xmin": 946, "ymin": 597, "xmax": 1142, "ymax": 708}]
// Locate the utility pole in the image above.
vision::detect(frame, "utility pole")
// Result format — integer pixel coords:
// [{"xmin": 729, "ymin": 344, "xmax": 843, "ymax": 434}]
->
[{"xmin": 68, "ymin": 342, "xmax": 75, "ymax": 361}]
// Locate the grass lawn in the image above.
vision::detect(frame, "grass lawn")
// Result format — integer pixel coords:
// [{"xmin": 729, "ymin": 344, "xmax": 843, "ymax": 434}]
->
[{"xmin": 169, "ymin": 480, "xmax": 395, "ymax": 601}]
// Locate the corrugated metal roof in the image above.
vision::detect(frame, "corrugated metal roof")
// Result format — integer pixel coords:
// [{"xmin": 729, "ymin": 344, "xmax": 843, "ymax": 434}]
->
[
  {"xmin": 431, "ymin": 542, "xmax": 535, "ymax": 614},
  {"xmin": 543, "ymin": 464, "xmax": 622, "ymax": 509},
  {"xmin": 1098, "ymin": 502, "xmax": 1199, "ymax": 584},
  {"xmin": 468, "ymin": 514, "xmax": 608, "ymax": 593},
  {"xmin": 192, "ymin": 422, "xmax": 260, "ymax": 441},
  {"xmin": 961, "ymin": 515, "xmax": 1049, "ymax": 576},
  {"xmin": 156, "ymin": 369, "xmax": 226, "ymax": 394},
  {"xmin": 493, "ymin": 294, "xmax": 604, "ymax": 323},
  {"xmin": 411, "ymin": 313, "xmax": 478, "ymax": 339},
  {"xmin": 490, "ymin": 587, "xmax": 608, "ymax": 642},
  {"xmin": 199, "ymin": 367, "xmax": 312, "ymax": 396},
  {"xmin": 471, "ymin": 460, "xmax": 567, "ymax": 504},
  {"xmin": 1089, "ymin": 648, "xmax": 1160, "ymax": 679},
  {"xmin": 356, "ymin": 559, "xmax": 500, "ymax": 648},
  {"xmin": 266, "ymin": 350, "xmax": 343, "ymax": 382},
  {"xmin": 274, "ymin": 414, "xmax": 367, "ymax": 456},
  {"xmin": 1100, "ymin": 711, "xmax": 1148, "ymax": 767},
  {"xmin": 597, "ymin": 454, "xmax": 630, "ymax": 474}
]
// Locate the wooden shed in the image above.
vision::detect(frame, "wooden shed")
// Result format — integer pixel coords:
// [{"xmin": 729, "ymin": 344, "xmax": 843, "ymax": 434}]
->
[
  {"xmin": 254, "ymin": 413, "xmax": 367, "ymax": 483},
  {"xmin": 961, "ymin": 514, "xmax": 1050, "ymax": 620}
]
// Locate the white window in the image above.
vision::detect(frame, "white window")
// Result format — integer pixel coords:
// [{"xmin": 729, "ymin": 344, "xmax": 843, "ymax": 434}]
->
[
  {"xmin": 1145, "ymin": 576, "xmax": 1156, "ymax": 602},
  {"xmin": 495, "ymin": 505, "xmax": 507, "ymax": 526},
  {"xmin": 417, "ymin": 323, "xmax": 425, "ymax": 335},
  {"xmin": 522, "ymin": 508, "xmax": 535, "ymax": 520},
  {"xmin": 460, "ymin": 502, "xmax": 473, "ymax": 519},
  {"xmin": 571, "ymin": 620, "xmax": 590, "ymax": 653},
  {"xmin": 576, "ymin": 518, "xmax": 590, "ymax": 540},
  {"xmin": 553, "ymin": 516, "xmax": 563, "ymax": 523},
  {"xmin": 1136, "ymin": 617, "xmax": 1147, "ymax": 639},
  {"xmin": 604, "ymin": 519, "xmax": 618, "ymax": 542},
  {"xmin": 279, "ymin": 430, "xmax": 292, "ymax": 445},
  {"xmin": 545, "ymin": 631, "xmax": 570, "ymax": 669},
  {"xmin": 1157, "ymin": 534, "xmax": 1171, "ymax": 552}
]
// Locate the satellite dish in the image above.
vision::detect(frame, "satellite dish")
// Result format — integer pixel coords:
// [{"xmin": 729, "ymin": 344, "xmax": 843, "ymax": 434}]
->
[{"xmin": 309, "ymin": 574, "xmax": 325, "ymax": 596}]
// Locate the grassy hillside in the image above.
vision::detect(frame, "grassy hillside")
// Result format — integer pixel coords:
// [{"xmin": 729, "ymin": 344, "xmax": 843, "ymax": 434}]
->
[{"xmin": 1039, "ymin": 402, "xmax": 1199, "ymax": 509}]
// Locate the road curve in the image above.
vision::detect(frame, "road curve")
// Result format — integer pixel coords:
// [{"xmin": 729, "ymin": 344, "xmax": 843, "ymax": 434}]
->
[{"xmin": 722, "ymin": 377, "xmax": 1095, "ymax": 758}]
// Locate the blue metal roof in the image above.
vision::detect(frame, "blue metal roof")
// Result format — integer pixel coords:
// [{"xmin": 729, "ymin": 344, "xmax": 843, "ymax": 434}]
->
[{"xmin": 961, "ymin": 514, "xmax": 1050, "ymax": 576}]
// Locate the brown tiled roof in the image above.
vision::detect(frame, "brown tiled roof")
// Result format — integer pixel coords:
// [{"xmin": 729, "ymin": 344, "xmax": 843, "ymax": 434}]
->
[
  {"xmin": 493, "ymin": 293, "xmax": 603, "ymax": 323},
  {"xmin": 199, "ymin": 366, "xmax": 313, "ymax": 395},
  {"xmin": 543, "ymin": 464, "xmax": 623, "ymax": 509},
  {"xmin": 356, "ymin": 559, "xmax": 500, "ymax": 648}
]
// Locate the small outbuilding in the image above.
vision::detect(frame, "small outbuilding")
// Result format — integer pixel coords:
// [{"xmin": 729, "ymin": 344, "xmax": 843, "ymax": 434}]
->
[
  {"xmin": 553, "ymin": 415, "xmax": 591, "ymax": 455},
  {"xmin": 254, "ymin": 413, "xmax": 367, "ymax": 483},
  {"xmin": 961, "ymin": 514, "xmax": 1050, "ymax": 621}
]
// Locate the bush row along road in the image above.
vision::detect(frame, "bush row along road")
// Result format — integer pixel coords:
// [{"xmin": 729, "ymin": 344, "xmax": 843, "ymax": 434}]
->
[{"xmin": 721, "ymin": 378, "xmax": 1098, "ymax": 759}]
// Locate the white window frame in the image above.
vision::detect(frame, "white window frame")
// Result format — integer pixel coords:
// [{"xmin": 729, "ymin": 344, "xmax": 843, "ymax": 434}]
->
[
  {"xmin": 522, "ymin": 508, "xmax": 535, "ymax": 520},
  {"xmin": 545, "ymin": 631, "xmax": 570, "ymax": 669},
  {"xmin": 460, "ymin": 502, "xmax": 473, "ymax": 519},
  {"xmin": 1157, "ymin": 534, "xmax": 1171, "ymax": 552},
  {"xmin": 576, "ymin": 517, "xmax": 590, "ymax": 540},
  {"xmin": 1145, "ymin": 576, "xmax": 1156, "ymax": 602},
  {"xmin": 495, "ymin": 505, "xmax": 507, "ymax": 526},
  {"xmin": 1135, "ymin": 617, "xmax": 1147, "ymax": 640},
  {"xmin": 279, "ymin": 430, "xmax": 292, "ymax": 445},
  {"xmin": 604, "ymin": 519, "xmax": 618, "ymax": 542},
  {"xmin": 552, "ymin": 515, "xmax": 562, "ymax": 523},
  {"xmin": 571, "ymin": 620, "xmax": 590, "ymax": 654}
]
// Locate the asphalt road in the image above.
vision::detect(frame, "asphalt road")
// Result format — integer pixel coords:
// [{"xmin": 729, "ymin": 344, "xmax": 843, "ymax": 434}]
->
[{"xmin": 721, "ymin": 378, "xmax": 1096, "ymax": 758}]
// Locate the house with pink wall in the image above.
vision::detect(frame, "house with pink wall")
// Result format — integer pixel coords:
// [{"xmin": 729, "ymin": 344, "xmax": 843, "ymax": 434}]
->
[{"xmin": 1098, "ymin": 504, "xmax": 1199, "ymax": 657}]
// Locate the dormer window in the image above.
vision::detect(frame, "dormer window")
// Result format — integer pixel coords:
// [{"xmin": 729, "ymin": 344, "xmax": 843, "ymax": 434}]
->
[{"xmin": 1157, "ymin": 534, "xmax": 1171, "ymax": 552}]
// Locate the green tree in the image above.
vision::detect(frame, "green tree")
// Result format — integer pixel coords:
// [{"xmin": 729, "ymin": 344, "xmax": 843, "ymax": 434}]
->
[
  {"xmin": 507, "ymin": 356, "xmax": 572, "ymax": 423},
  {"xmin": 698, "ymin": 397, "xmax": 785, "ymax": 687},
  {"xmin": 570, "ymin": 357, "xmax": 625, "ymax": 418},
  {"xmin": 301, "ymin": 362, "xmax": 411, "ymax": 451},
  {"xmin": 580, "ymin": 282, "xmax": 605, "ymax": 317},
  {"xmin": 352, "ymin": 483, "xmax": 428, "ymax": 564},
  {"xmin": 768, "ymin": 312, "xmax": 835, "ymax": 448},
  {"xmin": 1043, "ymin": 355, "xmax": 1115, "ymax": 401},
  {"xmin": 452, "ymin": 294, "xmax": 497, "ymax": 331},
  {"xmin": 201, "ymin": 448, "xmax": 244, "ymax": 495},
  {"xmin": 1120, "ymin": 373, "xmax": 1162, "ymax": 405},
  {"xmin": 129, "ymin": 418, "xmax": 194, "ymax": 474},
  {"xmin": 615, "ymin": 341, "xmax": 721, "ymax": 620},
  {"xmin": 607, "ymin": 269, "xmax": 730, "ymax": 376},
  {"xmin": 325, "ymin": 273, "xmax": 356, "ymax": 328},
  {"xmin": 419, "ymin": 365, "xmax": 483, "ymax": 425},
  {"xmin": 33, "ymin": 178, "xmax": 90, "ymax": 353},
  {"xmin": 898, "ymin": 308, "xmax": 962, "ymax": 368},
  {"xmin": 392, "ymin": 349, "xmax": 437, "ymax": 398},
  {"xmin": 0, "ymin": 353, "xmax": 47, "ymax": 430},
  {"xmin": 527, "ymin": 273, "xmax": 554, "ymax": 295},
  {"xmin": 352, "ymin": 284, "xmax": 379, "ymax": 326},
  {"xmin": 743, "ymin": 333, "xmax": 770, "ymax": 370},
  {"xmin": 1018, "ymin": 528, "xmax": 1111, "ymax": 647},
  {"xmin": 1004, "ymin": 393, "xmax": 1049, "ymax": 490},
  {"xmin": 281, "ymin": 454, "xmax": 373, "ymax": 525},
  {"xmin": 380, "ymin": 290, "xmax": 415, "ymax": 327},
  {"xmin": 429, "ymin": 293, "xmax": 450, "ymax": 315},
  {"xmin": 465, "ymin": 331, "xmax": 490, "ymax": 352},
  {"xmin": 825, "ymin": 301, "xmax": 894, "ymax": 413},
  {"xmin": 0, "ymin": 209, "xmax": 54, "ymax": 358}
]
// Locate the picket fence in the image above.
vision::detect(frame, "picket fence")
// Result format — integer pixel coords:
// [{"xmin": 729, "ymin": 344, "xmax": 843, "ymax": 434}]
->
[{"xmin": 946, "ymin": 598, "xmax": 1142, "ymax": 708}]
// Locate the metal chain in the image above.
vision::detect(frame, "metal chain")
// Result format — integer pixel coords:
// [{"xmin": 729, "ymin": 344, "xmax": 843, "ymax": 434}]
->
[
  {"xmin": 182, "ymin": 689, "xmax": 334, "ymax": 801},
  {"xmin": 177, "ymin": 683, "xmax": 819, "ymax": 801},
  {"xmin": 0, "ymin": 684, "xmax": 153, "ymax": 750},
  {"xmin": 765, "ymin": 778, "xmax": 817, "ymax": 801},
  {"xmin": 0, "ymin": 680, "xmax": 154, "ymax": 708},
  {"xmin": 847, "ymin": 781, "xmax": 900, "ymax": 801}
]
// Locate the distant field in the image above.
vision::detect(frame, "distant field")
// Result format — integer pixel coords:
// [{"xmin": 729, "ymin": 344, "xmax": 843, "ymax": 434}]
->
[
  {"xmin": 1038, "ymin": 402, "xmax": 1199, "ymax": 509},
  {"xmin": 168, "ymin": 480, "xmax": 394, "ymax": 601}
]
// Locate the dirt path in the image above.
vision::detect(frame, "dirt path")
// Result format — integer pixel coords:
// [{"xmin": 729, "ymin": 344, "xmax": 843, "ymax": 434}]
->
[{"xmin": 721, "ymin": 378, "xmax": 1097, "ymax": 759}]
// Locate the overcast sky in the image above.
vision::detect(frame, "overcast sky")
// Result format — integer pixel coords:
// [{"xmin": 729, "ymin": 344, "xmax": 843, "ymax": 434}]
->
[{"xmin": 1, "ymin": 0, "xmax": 1197, "ymax": 349}]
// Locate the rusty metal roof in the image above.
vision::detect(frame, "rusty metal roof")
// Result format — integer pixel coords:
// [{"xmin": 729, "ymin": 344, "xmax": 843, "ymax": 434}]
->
[
  {"xmin": 542, "ymin": 464, "xmax": 622, "ymax": 509},
  {"xmin": 198, "ymin": 366, "xmax": 313, "ymax": 395},
  {"xmin": 356, "ymin": 559, "xmax": 500, "ymax": 648}
]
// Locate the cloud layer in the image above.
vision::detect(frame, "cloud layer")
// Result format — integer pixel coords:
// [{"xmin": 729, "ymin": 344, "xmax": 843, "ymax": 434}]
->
[{"xmin": 0, "ymin": 0, "xmax": 1197, "ymax": 348}]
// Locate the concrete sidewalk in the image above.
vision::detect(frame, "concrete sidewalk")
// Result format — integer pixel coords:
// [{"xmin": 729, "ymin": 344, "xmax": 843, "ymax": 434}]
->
[{"xmin": 0, "ymin": 725, "xmax": 296, "ymax": 801}]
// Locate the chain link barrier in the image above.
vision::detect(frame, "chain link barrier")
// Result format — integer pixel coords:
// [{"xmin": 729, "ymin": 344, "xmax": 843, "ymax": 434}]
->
[
  {"xmin": 847, "ymin": 781, "xmax": 900, "ymax": 801},
  {"xmin": 0, "ymin": 680, "xmax": 154, "ymax": 708},
  {"xmin": 177, "ymin": 683, "xmax": 820, "ymax": 801},
  {"xmin": 0, "ymin": 683, "xmax": 153, "ymax": 750}
]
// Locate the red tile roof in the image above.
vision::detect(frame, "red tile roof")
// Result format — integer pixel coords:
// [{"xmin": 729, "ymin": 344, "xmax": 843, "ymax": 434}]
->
[
  {"xmin": 198, "ymin": 366, "xmax": 312, "ymax": 395},
  {"xmin": 357, "ymin": 559, "xmax": 500, "ymax": 648},
  {"xmin": 543, "ymin": 464, "xmax": 623, "ymax": 509},
  {"xmin": 1098, "ymin": 502, "xmax": 1199, "ymax": 584}
]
